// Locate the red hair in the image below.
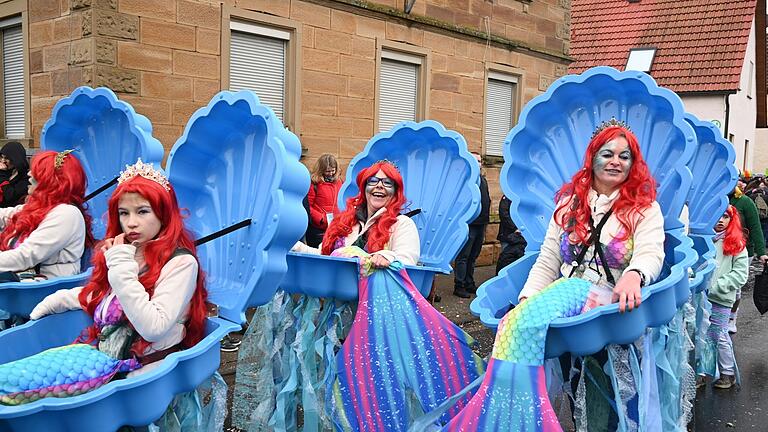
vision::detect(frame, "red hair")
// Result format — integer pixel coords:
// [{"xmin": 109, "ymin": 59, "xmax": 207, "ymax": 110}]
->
[
  {"xmin": 554, "ymin": 126, "xmax": 656, "ymax": 244},
  {"xmin": 78, "ymin": 176, "xmax": 208, "ymax": 356},
  {"xmin": 721, "ymin": 205, "xmax": 747, "ymax": 256},
  {"xmin": 321, "ymin": 161, "xmax": 406, "ymax": 255},
  {"xmin": 0, "ymin": 150, "xmax": 94, "ymax": 252}
]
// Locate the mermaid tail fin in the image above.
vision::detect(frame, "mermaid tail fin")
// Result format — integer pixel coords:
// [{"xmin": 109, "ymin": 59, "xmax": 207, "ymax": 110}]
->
[
  {"xmin": 445, "ymin": 278, "xmax": 592, "ymax": 431},
  {"xmin": 329, "ymin": 263, "xmax": 485, "ymax": 431}
]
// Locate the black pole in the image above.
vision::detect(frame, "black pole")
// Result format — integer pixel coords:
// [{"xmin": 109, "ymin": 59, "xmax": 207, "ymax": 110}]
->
[
  {"xmin": 194, "ymin": 219, "xmax": 252, "ymax": 246},
  {"xmin": 84, "ymin": 176, "xmax": 119, "ymax": 202}
]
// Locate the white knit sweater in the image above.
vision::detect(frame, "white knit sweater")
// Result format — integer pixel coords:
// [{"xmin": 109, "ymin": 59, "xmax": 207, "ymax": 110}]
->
[
  {"xmin": 0, "ymin": 204, "xmax": 86, "ymax": 277},
  {"xmin": 30, "ymin": 244, "xmax": 199, "ymax": 358},
  {"xmin": 519, "ymin": 189, "xmax": 665, "ymax": 300}
]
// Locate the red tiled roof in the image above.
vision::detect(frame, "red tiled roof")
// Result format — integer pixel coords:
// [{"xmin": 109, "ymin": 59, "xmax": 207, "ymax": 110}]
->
[{"xmin": 570, "ymin": 0, "xmax": 756, "ymax": 93}]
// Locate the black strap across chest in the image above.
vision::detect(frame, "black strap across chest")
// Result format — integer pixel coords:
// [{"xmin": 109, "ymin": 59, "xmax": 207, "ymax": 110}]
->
[{"xmin": 567, "ymin": 209, "xmax": 616, "ymax": 285}]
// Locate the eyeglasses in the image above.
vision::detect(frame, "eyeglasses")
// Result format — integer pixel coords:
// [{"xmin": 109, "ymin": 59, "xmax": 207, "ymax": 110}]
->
[{"xmin": 366, "ymin": 176, "xmax": 395, "ymax": 189}]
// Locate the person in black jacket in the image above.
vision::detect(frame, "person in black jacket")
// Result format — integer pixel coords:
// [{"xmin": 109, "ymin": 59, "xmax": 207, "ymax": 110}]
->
[
  {"xmin": 0, "ymin": 141, "xmax": 30, "ymax": 207},
  {"xmin": 454, "ymin": 153, "xmax": 490, "ymax": 298},
  {"xmin": 496, "ymin": 195, "xmax": 527, "ymax": 274}
]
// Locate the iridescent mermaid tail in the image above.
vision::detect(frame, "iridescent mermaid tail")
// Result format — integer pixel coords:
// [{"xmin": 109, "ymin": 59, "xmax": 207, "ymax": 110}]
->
[
  {"xmin": 329, "ymin": 247, "xmax": 486, "ymax": 431},
  {"xmin": 445, "ymin": 278, "xmax": 593, "ymax": 431},
  {"xmin": 0, "ymin": 344, "xmax": 140, "ymax": 405}
]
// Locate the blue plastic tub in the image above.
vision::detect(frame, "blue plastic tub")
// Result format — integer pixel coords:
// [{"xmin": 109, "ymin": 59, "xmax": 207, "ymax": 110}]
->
[{"xmin": 283, "ymin": 252, "xmax": 442, "ymax": 300}]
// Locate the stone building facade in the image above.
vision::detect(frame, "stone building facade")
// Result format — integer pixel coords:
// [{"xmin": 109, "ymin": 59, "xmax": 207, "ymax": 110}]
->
[{"xmin": 2, "ymin": 0, "xmax": 571, "ymax": 264}]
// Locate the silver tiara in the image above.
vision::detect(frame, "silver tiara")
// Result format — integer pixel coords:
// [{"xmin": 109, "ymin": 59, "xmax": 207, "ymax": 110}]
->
[
  {"xmin": 118, "ymin": 158, "xmax": 171, "ymax": 191},
  {"xmin": 592, "ymin": 117, "xmax": 631, "ymax": 139}
]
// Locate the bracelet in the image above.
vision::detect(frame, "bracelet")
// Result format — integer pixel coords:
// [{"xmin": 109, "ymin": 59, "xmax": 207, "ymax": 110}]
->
[{"xmin": 628, "ymin": 269, "xmax": 647, "ymax": 287}]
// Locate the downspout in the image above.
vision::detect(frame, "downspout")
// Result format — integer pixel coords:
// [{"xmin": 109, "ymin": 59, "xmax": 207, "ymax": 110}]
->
[{"xmin": 724, "ymin": 93, "xmax": 730, "ymax": 139}]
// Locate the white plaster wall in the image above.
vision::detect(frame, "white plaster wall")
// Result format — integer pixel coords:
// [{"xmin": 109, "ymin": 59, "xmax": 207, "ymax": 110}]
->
[
  {"xmin": 681, "ymin": 19, "xmax": 758, "ymax": 174},
  {"xmin": 755, "ymin": 128, "xmax": 768, "ymax": 175},
  {"xmin": 681, "ymin": 94, "xmax": 727, "ymax": 131},
  {"xmin": 727, "ymin": 18, "xmax": 758, "ymax": 172}
]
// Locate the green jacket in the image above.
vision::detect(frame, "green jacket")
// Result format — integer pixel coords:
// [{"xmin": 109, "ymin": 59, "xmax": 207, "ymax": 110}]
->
[
  {"xmin": 708, "ymin": 240, "xmax": 749, "ymax": 308},
  {"xmin": 730, "ymin": 194, "xmax": 766, "ymax": 257}
]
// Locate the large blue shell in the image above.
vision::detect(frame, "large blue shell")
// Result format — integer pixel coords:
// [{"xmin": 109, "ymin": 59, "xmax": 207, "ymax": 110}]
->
[
  {"xmin": 166, "ymin": 90, "xmax": 309, "ymax": 324},
  {"xmin": 40, "ymin": 86, "xmax": 164, "ymax": 239},
  {"xmin": 683, "ymin": 114, "xmax": 738, "ymax": 235},
  {"xmin": 338, "ymin": 120, "xmax": 481, "ymax": 273},
  {"xmin": 1, "ymin": 87, "xmax": 163, "ymax": 318},
  {"xmin": 0, "ymin": 310, "xmax": 239, "ymax": 431},
  {"xmin": 683, "ymin": 114, "xmax": 737, "ymax": 294},
  {"xmin": 500, "ymin": 67, "xmax": 695, "ymax": 251},
  {"xmin": 472, "ymin": 67, "xmax": 697, "ymax": 357}
]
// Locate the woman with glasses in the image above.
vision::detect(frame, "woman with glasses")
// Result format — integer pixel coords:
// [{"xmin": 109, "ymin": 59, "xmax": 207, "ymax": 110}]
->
[
  {"xmin": 286, "ymin": 160, "xmax": 484, "ymax": 431},
  {"xmin": 292, "ymin": 160, "xmax": 419, "ymax": 266},
  {"xmin": 0, "ymin": 141, "xmax": 31, "ymax": 207}
]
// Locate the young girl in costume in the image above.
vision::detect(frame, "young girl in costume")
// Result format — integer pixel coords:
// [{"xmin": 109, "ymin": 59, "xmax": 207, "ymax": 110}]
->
[
  {"xmin": 305, "ymin": 153, "xmax": 343, "ymax": 248},
  {"xmin": 442, "ymin": 123, "xmax": 665, "ymax": 431},
  {"xmin": 698, "ymin": 205, "xmax": 748, "ymax": 389},
  {"xmin": 30, "ymin": 160, "xmax": 208, "ymax": 374},
  {"xmin": 0, "ymin": 150, "xmax": 93, "ymax": 279}
]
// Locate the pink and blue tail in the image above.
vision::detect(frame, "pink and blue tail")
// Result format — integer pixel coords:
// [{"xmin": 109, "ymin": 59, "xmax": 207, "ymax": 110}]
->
[
  {"xmin": 329, "ymin": 262, "xmax": 486, "ymax": 431},
  {"xmin": 444, "ymin": 278, "xmax": 592, "ymax": 431}
]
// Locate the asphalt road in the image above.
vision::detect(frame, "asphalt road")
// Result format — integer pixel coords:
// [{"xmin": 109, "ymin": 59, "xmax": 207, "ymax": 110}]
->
[{"xmin": 692, "ymin": 260, "xmax": 768, "ymax": 431}]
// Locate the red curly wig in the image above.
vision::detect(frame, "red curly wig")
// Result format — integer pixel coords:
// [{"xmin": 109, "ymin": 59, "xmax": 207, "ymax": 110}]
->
[
  {"xmin": 78, "ymin": 176, "xmax": 208, "ymax": 356},
  {"xmin": 0, "ymin": 150, "xmax": 94, "ymax": 253},
  {"xmin": 321, "ymin": 161, "xmax": 406, "ymax": 255},
  {"xmin": 554, "ymin": 126, "xmax": 656, "ymax": 244},
  {"xmin": 720, "ymin": 205, "xmax": 747, "ymax": 256}
]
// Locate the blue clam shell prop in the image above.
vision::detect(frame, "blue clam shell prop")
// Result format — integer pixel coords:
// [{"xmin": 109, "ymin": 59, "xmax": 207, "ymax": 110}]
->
[
  {"xmin": 167, "ymin": 90, "xmax": 309, "ymax": 324},
  {"xmin": 41, "ymin": 86, "xmax": 164, "ymax": 239},
  {"xmin": 683, "ymin": 114, "xmax": 738, "ymax": 293},
  {"xmin": 339, "ymin": 121, "xmax": 481, "ymax": 273},
  {"xmin": 1, "ymin": 87, "xmax": 163, "ymax": 318},
  {"xmin": 283, "ymin": 120, "xmax": 480, "ymax": 300},
  {"xmin": 471, "ymin": 67, "xmax": 697, "ymax": 357},
  {"xmin": 0, "ymin": 91, "xmax": 307, "ymax": 431},
  {"xmin": 684, "ymin": 114, "xmax": 738, "ymax": 235}
]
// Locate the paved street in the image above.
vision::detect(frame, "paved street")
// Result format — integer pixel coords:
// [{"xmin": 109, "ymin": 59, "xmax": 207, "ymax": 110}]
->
[
  {"xmin": 693, "ymin": 260, "xmax": 768, "ymax": 431},
  {"xmin": 221, "ymin": 263, "xmax": 768, "ymax": 431}
]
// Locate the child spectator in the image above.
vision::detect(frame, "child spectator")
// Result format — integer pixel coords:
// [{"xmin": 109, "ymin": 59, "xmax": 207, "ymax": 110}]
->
[
  {"xmin": 306, "ymin": 154, "xmax": 342, "ymax": 248},
  {"xmin": 701, "ymin": 205, "xmax": 748, "ymax": 389}
]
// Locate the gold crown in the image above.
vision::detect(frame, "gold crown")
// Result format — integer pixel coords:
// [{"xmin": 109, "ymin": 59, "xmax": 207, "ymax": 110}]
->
[
  {"xmin": 55, "ymin": 149, "xmax": 74, "ymax": 170},
  {"xmin": 592, "ymin": 117, "xmax": 631, "ymax": 139},
  {"xmin": 118, "ymin": 158, "xmax": 171, "ymax": 191}
]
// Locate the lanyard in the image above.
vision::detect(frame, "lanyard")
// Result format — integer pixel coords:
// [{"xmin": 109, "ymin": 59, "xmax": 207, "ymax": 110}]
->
[{"xmin": 568, "ymin": 209, "xmax": 616, "ymax": 285}]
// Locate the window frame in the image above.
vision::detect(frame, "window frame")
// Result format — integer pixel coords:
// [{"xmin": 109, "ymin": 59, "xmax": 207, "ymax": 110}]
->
[
  {"xmin": 0, "ymin": 0, "xmax": 29, "ymax": 141},
  {"xmin": 221, "ymin": 6, "xmax": 302, "ymax": 134},
  {"xmin": 482, "ymin": 64, "xmax": 523, "ymax": 158},
  {"xmin": 374, "ymin": 40, "xmax": 430, "ymax": 133},
  {"xmin": 625, "ymin": 47, "xmax": 656, "ymax": 73}
]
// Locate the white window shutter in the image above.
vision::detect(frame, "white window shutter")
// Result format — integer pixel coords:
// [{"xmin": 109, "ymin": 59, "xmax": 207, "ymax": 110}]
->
[
  {"xmin": 3, "ymin": 25, "xmax": 25, "ymax": 139},
  {"xmin": 379, "ymin": 58, "xmax": 418, "ymax": 132},
  {"xmin": 229, "ymin": 30, "xmax": 286, "ymax": 121},
  {"xmin": 485, "ymin": 78, "xmax": 516, "ymax": 157}
]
